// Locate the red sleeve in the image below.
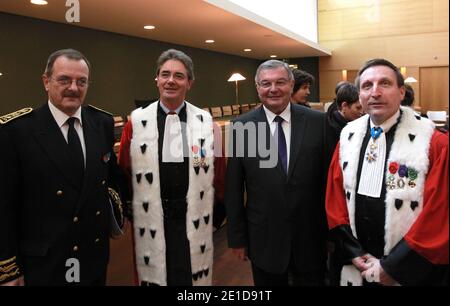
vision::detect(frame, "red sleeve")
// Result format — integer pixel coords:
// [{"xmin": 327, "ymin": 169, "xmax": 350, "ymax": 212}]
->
[
  {"xmin": 117, "ymin": 121, "xmax": 139, "ymax": 285},
  {"xmin": 212, "ymin": 121, "xmax": 226, "ymax": 202},
  {"xmin": 213, "ymin": 156, "xmax": 226, "ymax": 202},
  {"xmin": 118, "ymin": 120, "xmax": 133, "ymax": 182},
  {"xmin": 404, "ymin": 131, "xmax": 449, "ymax": 264},
  {"xmin": 325, "ymin": 143, "xmax": 350, "ymax": 230}
]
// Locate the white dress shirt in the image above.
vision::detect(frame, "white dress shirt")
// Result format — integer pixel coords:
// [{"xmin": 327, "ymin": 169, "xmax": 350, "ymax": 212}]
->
[
  {"xmin": 263, "ymin": 104, "xmax": 291, "ymax": 168},
  {"xmin": 48, "ymin": 101, "xmax": 86, "ymax": 164}
]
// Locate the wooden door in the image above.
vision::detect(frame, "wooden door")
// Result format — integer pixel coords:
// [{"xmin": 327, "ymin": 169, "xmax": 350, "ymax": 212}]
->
[{"xmin": 419, "ymin": 66, "xmax": 449, "ymax": 113}]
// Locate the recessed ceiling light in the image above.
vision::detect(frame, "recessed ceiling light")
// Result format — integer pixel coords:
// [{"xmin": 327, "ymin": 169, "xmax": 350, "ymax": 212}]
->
[
  {"xmin": 270, "ymin": 55, "xmax": 277, "ymax": 58},
  {"xmin": 244, "ymin": 49, "xmax": 252, "ymax": 52},
  {"xmin": 0, "ymin": 72, "xmax": 3, "ymax": 76},
  {"xmin": 205, "ymin": 39, "xmax": 215, "ymax": 44},
  {"xmin": 144, "ymin": 25, "xmax": 155, "ymax": 30},
  {"xmin": 30, "ymin": 0, "xmax": 48, "ymax": 5}
]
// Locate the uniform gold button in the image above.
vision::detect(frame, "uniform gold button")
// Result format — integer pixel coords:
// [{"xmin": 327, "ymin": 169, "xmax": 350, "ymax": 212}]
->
[
  {"xmin": 73, "ymin": 245, "xmax": 79, "ymax": 252},
  {"xmin": 56, "ymin": 190, "xmax": 63, "ymax": 196},
  {"xmin": 96, "ymin": 211, "xmax": 101, "ymax": 216},
  {"xmin": 95, "ymin": 238, "xmax": 100, "ymax": 243},
  {"xmin": 73, "ymin": 217, "xmax": 79, "ymax": 223}
]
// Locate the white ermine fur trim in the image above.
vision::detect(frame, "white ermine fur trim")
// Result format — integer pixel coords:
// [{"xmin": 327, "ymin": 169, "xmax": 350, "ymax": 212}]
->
[
  {"xmin": 340, "ymin": 265, "xmax": 363, "ymax": 286},
  {"xmin": 338, "ymin": 106, "xmax": 435, "ymax": 285},
  {"xmin": 130, "ymin": 101, "xmax": 214, "ymax": 286}
]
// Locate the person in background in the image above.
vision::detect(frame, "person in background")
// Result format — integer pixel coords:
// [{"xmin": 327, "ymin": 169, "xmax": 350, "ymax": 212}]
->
[
  {"xmin": 291, "ymin": 69, "xmax": 315, "ymax": 107},
  {"xmin": 0, "ymin": 48, "xmax": 127, "ymax": 286},
  {"xmin": 326, "ymin": 58, "xmax": 448, "ymax": 286},
  {"xmin": 325, "ymin": 83, "xmax": 363, "ymax": 162},
  {"xmin": 400, "ymin": 84, "xmax": 415, "ymax": 108},
  {"xmin": 324, "ymin": 82, "xmax": 363, "ymax": 285}
]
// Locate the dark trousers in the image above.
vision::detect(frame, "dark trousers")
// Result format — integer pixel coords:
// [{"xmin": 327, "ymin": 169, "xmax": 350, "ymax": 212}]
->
[
  {"xmin": 163, "ymin": 206, "xmax": 192, "ymax": 286},
  {"xmin": 252, "ymin": 260, "xmax": 324, "ymax": 286}
]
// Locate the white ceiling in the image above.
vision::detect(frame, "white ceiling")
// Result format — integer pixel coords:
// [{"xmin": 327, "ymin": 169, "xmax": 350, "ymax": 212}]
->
[{"xmin": 0, "ymin": 0, "xmax": 331, "ymax": 60}]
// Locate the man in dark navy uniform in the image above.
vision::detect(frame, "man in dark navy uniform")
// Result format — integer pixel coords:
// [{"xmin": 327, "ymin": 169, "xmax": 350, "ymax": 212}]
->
[{"xmin": 0, "ymin": 49, "xmax": 127, "ymax": 286}]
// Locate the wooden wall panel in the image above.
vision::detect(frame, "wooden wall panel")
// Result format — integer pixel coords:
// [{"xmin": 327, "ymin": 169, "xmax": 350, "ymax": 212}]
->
[
  {"xmin": 319, "ymin": 32, "xmax": 449, "ymax": 70},
  {"xmin": 419, "ymin": 66, "xmax": 449, "ymax": 113},
  {"xmin": 319, "ymin": 0, "xmax": 447, "ymax": 42},
  {"xmin": 319, "ymin": 70, "xmax": 358, "ymax": 102},
  {"xmin": 318, "ymin": 0, "xmax": 448, "ymax": 105}
]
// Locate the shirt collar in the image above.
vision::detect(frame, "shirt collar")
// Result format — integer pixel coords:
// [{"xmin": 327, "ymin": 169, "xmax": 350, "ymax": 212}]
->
[
  {"xmin": 263, "ymin": 103, "xmax": 291, "ymax": 124},
  {"xmin": 48, "ymin": 101, "xmax": 82, "ymax": 128},
  {"xmin": 159, "ymin": 100, "xmax": 185, "ymax": 115},
  {"xmin": 370, "ymin": 109, "xmax": 400, "ymax": 134}
]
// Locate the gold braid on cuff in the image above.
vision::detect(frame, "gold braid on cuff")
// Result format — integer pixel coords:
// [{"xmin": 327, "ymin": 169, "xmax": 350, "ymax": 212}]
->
[
  {"xmin": 108, "ymin": 187, "xmax": 124, "ymax": 222},
  {"xmin": 0, "ymin": 256, "xmax": 21, "ymax": 283}
]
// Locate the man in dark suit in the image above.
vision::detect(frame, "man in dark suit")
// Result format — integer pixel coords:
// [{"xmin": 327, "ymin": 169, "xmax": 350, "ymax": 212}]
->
[
  {"xmin": 0, "ymin": 49, "xmax": 126, "ymax": 286},
  {"xmin": 225, "ymin": 60, "xmax": 328, "ymax": 286}
]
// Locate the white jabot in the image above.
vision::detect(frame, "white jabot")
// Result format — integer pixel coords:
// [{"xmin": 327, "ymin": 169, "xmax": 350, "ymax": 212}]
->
[
  {"xmin": 48, "ymin": 101, "xmax": 86, "ymax": 162},
  {"xmin": 161, "ymin": 101, "xmax": 184, "ymax": 163},
  {"xmin": 263, "ymin": 104, "xmax": 291, "ymax": 167},
  {"xmin": 357, "ymin": 110, "xmax": 400, "ymax": 198}
]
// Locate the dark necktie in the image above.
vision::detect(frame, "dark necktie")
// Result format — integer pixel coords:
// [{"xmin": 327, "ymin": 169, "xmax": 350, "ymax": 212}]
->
[
  {"xmin": 67, "ymin": 117, "xmax": 84, "ymax": 186},
  {"xmin": 274, "ymin": 116, "xmax": 288, "ymax": 174}
]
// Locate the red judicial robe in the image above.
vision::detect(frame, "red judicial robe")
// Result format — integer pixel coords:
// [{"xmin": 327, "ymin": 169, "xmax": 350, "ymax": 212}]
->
[
  {"xmin": 326, "ymin": 130, "xmax": 448, "ymax": 285},
  {"xmin": 118, "ymin": 118, "xmax": 226, "ymax": 285}
]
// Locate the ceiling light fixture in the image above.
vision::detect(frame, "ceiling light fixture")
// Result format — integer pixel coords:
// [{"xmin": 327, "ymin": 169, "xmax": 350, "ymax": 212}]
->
[
  {"xmin": 205, "ymin": 39, "xmax": 215, "ymax": 44},
  {"xmin": 270, "ymin": 55, "xmax": 277, "ymax": 58},
  {"xmin": 30, "ymin": 0, "xmax": 48, "ymax": 5},
  {"xmin": 244, "ymin": 49, "xmax": 252, "ymax": 52},
  {"xmin": 144, "ymin": 25, "xmax": 155, "ymax": 30}
]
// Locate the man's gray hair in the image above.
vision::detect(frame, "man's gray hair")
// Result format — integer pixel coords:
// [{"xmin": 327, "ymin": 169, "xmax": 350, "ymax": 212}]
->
[
  {"xmin": 44, "ymin": 48, "xmax": 91, "ymax": 78},
  {"xmin": 156, "ymin": 49, "xmax": 195, "ymax": 80},
  {"xmin": 255, "ymin": 60, "xmax": 293, "ymax": 84}
]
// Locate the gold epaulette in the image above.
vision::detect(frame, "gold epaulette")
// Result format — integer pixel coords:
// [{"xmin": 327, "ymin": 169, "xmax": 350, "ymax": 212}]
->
[
  {"xmin": 0, "ymin": 256, "xmax": 21, "ymax": 283},
  {"xmin": 108, "ymin": 187, "xmax": 124, "ymax": 226},
  {"xmin": 0, "ymin": 107, "xmax": 33, "ymax": 125},
  {"xmin": 88, "ymin": 104, "xmax": 113, "ymax": 116}
]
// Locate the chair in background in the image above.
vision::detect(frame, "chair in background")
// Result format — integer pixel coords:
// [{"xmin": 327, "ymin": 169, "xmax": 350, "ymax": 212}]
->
[
  {"xmin": 211, "ymin": 106, "xmax": 223, "ymax": 118},
  {"xmin": 249, "ymin": 103, "xmax": 257, "ymax": 109},
  {"xmin": 309, "ymin": 102, "xmax": 324, "ymax": 112},
  {"xmin": 202, "ymin": 107, "xmax": 211, "ymax": 114},
  {"xmin": 323, "ymin": 101, "xmax": 334, "ymax": 112},
  {"xmin": 232, "ymin": 105, "xmax": 240, "ymax": 115},
  {"xmin": 222, "ymin": 105, "xmax": 232, "ymax": 117},
  {"xmin": 240, "ymin": 104, "xmax": 250, "ymax": 113},
  {"xmin": 113, "ymin": 116, "xmax": 125, "ymax": 142},
  {"xmin": 427, "ymin": 111, "xmax": 448, "ymax": 127}
]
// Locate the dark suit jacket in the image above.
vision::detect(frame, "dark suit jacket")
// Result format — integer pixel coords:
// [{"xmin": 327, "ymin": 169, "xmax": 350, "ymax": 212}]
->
[
  {"xmin": 0, "ymin": 104, "xmax": 127, "ymax": 285},
  {"xmin": 225, "ymin": 103, "xmax": 328, "ymax": 276}
]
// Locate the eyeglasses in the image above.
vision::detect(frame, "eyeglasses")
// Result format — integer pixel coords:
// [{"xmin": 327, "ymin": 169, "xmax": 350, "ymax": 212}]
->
[
  {"xmin": 257, "ymin": 79, "xmax": 290, "ymax": 89},
  {"xmin": 51, "ymin": 76, "xmax": 89, "ymax": 88}
]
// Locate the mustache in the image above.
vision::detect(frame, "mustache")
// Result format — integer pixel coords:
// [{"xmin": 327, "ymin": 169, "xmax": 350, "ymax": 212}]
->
[{"xmin": 63, "ymin": 90, "xmax": 81, "ymax": 98}]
